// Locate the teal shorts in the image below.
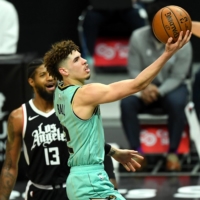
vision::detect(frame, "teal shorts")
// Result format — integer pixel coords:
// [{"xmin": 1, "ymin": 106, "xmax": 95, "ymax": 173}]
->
[{"xmin": 66, "ymin": 164, "xmax": 125, "ymax": 200}]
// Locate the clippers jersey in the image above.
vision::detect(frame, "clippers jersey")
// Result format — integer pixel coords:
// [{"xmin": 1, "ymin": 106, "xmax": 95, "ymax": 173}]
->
[
  {"xmin": 54, "ymin": 85, "xmax": 105, "ymax": 167},
  {"xmin": 22, "ymin": 100, "xmax": 69, "ymax": 185}
]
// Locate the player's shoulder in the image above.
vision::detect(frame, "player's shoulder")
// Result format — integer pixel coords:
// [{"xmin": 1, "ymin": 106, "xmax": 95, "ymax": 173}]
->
[
  {"xmin": 7, "ymin": 106, "xmax": 23, "ymax": 133},
  {"xmin": 10, "ymin": 106, "xmax": 23, "ymax": 118}
]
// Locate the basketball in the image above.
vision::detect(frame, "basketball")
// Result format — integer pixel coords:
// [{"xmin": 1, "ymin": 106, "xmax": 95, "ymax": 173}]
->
[{"xmin": 152, "ymin": 5, "xmax": 192, "ymax": 44}]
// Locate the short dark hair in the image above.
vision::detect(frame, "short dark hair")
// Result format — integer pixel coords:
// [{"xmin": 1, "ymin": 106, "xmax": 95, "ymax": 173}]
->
[
  {"xmin": 27, "ymin": 58, "xmax": 43, "ymax": 78},
  {"xmin": 44, "ymin": 40, "xmax": 80, "ymax": 81}
]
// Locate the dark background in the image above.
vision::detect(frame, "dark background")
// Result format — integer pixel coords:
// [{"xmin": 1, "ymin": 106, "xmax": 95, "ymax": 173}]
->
[
  {"xmin": 7, "ymin": 0, "xmax": 200, "ymax": 62},
  {"xmin": 8, "ymin": 0, "xmax": 89, "ymax": 57}
]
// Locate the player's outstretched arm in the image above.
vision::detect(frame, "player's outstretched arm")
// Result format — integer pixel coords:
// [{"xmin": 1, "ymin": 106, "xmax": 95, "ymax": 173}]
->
[
  {"xmin": 78, "ymin": 31, "xmax": 192, "ymax": 107},
  {"xmin": 192, "ymin": 21, "xmax": 200, "ymax": 38},
  {"xmin": 0, "ymin": 108, "xmax": 23, "ymax": 200},
  {"xmin": 108, "ymin": 146, "xmax": 144, "ymax": 172}
]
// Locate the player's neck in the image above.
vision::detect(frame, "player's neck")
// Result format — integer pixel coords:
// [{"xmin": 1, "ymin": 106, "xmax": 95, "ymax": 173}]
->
[
  {"xmin": 63, "ymin": 78, "xmax": 84, "ymax": 86},
  {"xmin": 32, "ymin": 96, "xmax": 54, "ymax": 113}
]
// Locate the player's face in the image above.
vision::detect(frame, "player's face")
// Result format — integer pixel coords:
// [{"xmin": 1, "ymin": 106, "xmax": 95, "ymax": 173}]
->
[
  {"xmin": 33, "ymin": 65, "xmax": 57, "ymax": 101},
  {"xmin": 66, "ymin": 50, "xmax": 90, "ymax": 81}
]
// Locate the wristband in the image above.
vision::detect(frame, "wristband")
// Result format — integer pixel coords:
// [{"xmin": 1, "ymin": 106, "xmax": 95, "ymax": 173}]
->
[{"xmin": 105, "ymin": 143, "xmax": 111, "ymax": 155}]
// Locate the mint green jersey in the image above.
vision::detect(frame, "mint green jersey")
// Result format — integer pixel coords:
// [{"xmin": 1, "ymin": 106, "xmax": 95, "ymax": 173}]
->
[{"xmin": 54, "ymin": 85, "xmax": 105, "ymax": 167}]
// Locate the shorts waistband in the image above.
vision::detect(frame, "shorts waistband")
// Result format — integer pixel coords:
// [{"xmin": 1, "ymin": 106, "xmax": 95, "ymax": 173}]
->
[
  {"xmin": 70, "ymin": 164, "xmax": 104, "ymax": 173},
  {"xmin": 30, "ymin": 180, "xmax": 66, "ymax": 190}
]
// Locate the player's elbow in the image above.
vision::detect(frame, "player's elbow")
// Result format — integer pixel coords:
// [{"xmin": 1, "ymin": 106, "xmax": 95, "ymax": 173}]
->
[{"xmin": 132, "ymin": 81, "xmax": 149, "ymax": 93}]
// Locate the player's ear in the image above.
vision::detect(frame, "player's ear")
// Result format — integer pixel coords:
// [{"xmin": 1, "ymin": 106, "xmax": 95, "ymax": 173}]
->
[
  {"xmin": 28, "ymin": 78, "xmax": 34, "ymax": 87},
  {"xmin": 59, "ymin": 68, "xmax": 69, "ymax": 76}
]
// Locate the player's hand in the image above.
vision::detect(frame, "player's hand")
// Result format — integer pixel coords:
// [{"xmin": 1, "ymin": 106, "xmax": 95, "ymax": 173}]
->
[
  {"xmin": 165, "ymin": 30, "xmax": 192, "ymax": 54},
  {"xmin": 110, "ymin": 147, "xmax": 144, "ymax": 172}
]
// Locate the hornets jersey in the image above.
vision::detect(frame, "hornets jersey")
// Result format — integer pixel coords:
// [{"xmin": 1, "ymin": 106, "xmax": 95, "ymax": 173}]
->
[
  {"xmin": 54, "ymin": 85, "xmax": 105, "ymax": 167},
  {"xmin": 22, "ymin": 100, "xmax": 69, "ymax": 185}
]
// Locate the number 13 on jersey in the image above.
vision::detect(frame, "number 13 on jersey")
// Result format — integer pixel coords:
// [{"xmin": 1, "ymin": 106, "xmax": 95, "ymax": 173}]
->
[{"xmin": 44, "ymin": 147, "xmax": 60, "ymax": 165}]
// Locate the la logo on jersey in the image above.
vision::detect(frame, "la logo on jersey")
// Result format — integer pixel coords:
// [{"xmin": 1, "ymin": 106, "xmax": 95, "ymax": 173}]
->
[{"xmin": 31, "ymin": 123, "xmax": 66, "ymax": 149}]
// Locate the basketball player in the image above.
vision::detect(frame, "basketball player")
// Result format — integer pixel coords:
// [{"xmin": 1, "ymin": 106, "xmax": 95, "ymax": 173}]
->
[
  {"xmin": 0, "ymin": 59, "xmax": 143, "ymax": 200},
  {"xmin": 44, "ymin": 31, "xmax": 191, "ymax": 200}
]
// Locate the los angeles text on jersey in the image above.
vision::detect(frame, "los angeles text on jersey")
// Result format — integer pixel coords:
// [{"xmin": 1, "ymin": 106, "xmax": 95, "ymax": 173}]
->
[
  {"xmin": 31, "ymin": 123, "xmax": 66, "ymax": 149},
  {"xmin": 57, "ymin": 104, "xmax": 65, "ymax": 116}
]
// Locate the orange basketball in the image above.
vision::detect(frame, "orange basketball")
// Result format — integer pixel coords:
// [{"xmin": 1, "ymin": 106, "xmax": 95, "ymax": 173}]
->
[{"xmin": 152, "ymin": 5, "xmax": 192, "ymax": 44}]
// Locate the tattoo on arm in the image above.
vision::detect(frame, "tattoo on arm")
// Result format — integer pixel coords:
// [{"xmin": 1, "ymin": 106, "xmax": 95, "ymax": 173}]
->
[
  {"xmin": 0, "ymin": 114, "xmax": 18, "ymax": 200},
  {"xmin": 107, "ymin": 147, "xmax": 116, "ymax": 156},
  {"xmin": 0, "ymin": 147, "xmax": 16, "ymax": 200}
]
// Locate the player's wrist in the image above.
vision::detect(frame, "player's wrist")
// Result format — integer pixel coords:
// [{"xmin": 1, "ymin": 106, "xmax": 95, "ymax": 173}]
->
[{"xmin": 107, "ymin": 147, "xmax": 116, "ymax": 156}]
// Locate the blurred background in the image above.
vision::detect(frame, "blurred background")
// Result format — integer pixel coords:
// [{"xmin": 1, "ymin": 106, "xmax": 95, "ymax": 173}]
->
[
  {"xmin": 1, "ymin": 0, "xmax": 200, "ymax": 199},
  {"xmin": 6, "ymin": 0, "xmax": 200, "ymax": 61}
]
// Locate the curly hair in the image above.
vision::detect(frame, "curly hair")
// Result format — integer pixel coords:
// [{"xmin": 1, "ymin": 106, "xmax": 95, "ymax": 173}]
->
[{"xmin": 44, "ymin": 40, "xmax": 80, "ymax": 81}]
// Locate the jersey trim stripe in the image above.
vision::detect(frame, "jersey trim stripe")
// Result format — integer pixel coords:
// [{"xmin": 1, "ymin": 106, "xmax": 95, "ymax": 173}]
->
[
  {"xmin": 22, "ymin": 103, "xmax": 27, "ymax": 138},
  {"xmin": 29, "ymin": 99, "xmax": 55, "ymax": 117}
]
